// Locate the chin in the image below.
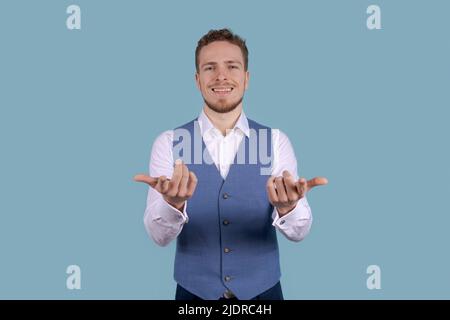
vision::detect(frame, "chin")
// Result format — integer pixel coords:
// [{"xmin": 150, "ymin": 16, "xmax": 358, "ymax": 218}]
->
[{"xmin": 204, "ymin": 97, "xmax": 243, "ymax": 114}]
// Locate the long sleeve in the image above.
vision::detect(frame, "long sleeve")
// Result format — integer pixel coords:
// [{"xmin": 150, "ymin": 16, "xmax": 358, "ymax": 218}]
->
[
  {"xmin": 142, "ymin": 124, "xmax": 312, "ymax": 245},
  {"xmin": 143, "ymin": 130, "xmax": 189, "ymax": 247},
  {"xmin": 270, "ymin": 129, "xmax": 313, "ymax": 242}
]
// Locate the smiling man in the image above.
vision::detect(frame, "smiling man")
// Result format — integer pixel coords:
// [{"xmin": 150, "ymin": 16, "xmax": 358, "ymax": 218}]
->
[{"xmin": 134, "ymin": 28, "xmax": 328, "ymax": 300}]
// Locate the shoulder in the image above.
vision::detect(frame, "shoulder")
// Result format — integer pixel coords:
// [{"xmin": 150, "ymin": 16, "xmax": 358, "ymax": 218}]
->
[
  {"xmin": 271, "ymin": 129, "xmax": 293, "ymax": 151},
  {"xmin": 151, "ymin": 130, "xmax": 174, "ymax": 153},
  {"xmin": 152, "ymin": 117, "xmax": 199, "ymax": 150},
  {"xmin": 247, "ymin": 117, "xmax": 271, "ymax": 130},
  {"xmin": 246, "ymin": 117, "xmax": 292, "ymax": 146},
  {"xmin": 153, "ymin": 117, "xmax": 198, "ymax": 146},
  {"xmin": 246, "ymin": 118, "xmax": 287, "ymax": 139},
  {"xmin": 272, "ymin": 129, "xmax": 290, "ymax": 143}
]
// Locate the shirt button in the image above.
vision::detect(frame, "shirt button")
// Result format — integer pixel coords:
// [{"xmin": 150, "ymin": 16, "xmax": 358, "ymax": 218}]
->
[
  {"xmin": 224, "ymin": 247, "xmax": 231, "ymax": 253},
  {"xmin": 280, "ymin": 220, "xmax": 285, "ymax": 225},
  {"xmin": 223, "ymin": 220, "xmax": 229, "ymax": 226},
  {"xmin": 224, "ymin": 276, "xmax": 231, "ymax": 282},
  {"xmin": 222, "ymin": 193, "xmax": 229, "ymax": 199}
]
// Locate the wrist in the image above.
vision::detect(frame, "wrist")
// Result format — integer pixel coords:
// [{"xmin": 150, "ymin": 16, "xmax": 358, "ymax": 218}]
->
[
  {"xmin": 165, "ymin": 198, "xmax": 185, "ymax": 212},
  {"xmin": 276, "ymin": 203, "xmax": 296, "ymax": 217}
]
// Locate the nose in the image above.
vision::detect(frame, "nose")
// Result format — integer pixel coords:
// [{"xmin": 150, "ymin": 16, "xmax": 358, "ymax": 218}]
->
[{"xmin": 215, "ymin": 66, "xmax": 228, "ymax": 82}]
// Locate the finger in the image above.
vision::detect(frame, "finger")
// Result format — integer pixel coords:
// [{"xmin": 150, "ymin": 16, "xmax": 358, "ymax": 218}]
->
[
  {"xmin": 154, "ymin": 176, "xmax": 166, "ymax": 193},
  {"xmin": 306, "ymin": 176, "xmax": 329, "ymax": 192},
  {"xmin": 295, "ymin": 177, "xmax": 307, "ymax": 198},
  {"xmin": 274, "ymin": 177, "xmax": 288, "ymax": 202},
  {"xmin": 167, "ymin": 159, "xmax": 183, "ymax": 196},
  {"xmin": 162, "ymin": 178, "xmax": 170, "ymax": 194},
  {"xmin": 177, "ymin": 164, "xmax": 190, "ymax": 197},
  {"xmin": 266, "ymin": 176, "xmax": 278, "ymax": 203},
  {"xmin": 156, "ymin": 175, "xmax": 169, "ymax": 194},
  {"xmin": 282, "ymin": 170, "xmax": 298, "ymax": 202},
  {"xmin": 134, "ymin": 174, "xmax": 158, "ymax": 188},
  {"xmin": 186, "ymin": 171, "xmax": 198, "ymax": 198}
]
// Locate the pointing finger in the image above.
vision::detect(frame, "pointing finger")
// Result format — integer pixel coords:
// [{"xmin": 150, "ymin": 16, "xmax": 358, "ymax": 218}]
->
[
  {"xmin": 161, "ymin": 177, "xmax": 170, "ymax": 194},
  {"xmin": 154, "ymin": 176, "xmax": 166, "ymax": 193},
  {"xmin": 282, "ymin": 170, "xmax": 298, "ymax": 201},
  {"xmin": 295, "ymin": 177, "xmax": 307, "ymax": 198}
]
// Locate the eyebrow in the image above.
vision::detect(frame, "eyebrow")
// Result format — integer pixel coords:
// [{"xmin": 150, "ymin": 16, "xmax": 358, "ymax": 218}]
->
[{"xmin": 201, "ymin": 60, "xmax": 243, "ymax": 68}]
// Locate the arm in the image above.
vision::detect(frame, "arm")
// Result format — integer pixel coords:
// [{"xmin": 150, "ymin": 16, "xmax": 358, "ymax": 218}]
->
[
  {"xmin": 140, "ymin": 131, "xmax": 193, "ymax": 246},
  {"xmin": 269, "ymin": 129, "xmax": 326, "ymax": 242}
]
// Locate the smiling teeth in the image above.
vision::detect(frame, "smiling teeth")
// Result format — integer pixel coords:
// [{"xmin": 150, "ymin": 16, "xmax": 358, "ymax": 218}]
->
[{"xmin": 212, "ymin": 88, "xmax": 232, "ymax": 92}]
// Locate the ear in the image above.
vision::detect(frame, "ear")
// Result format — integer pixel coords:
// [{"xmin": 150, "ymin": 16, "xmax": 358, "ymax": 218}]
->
[
  {"xmin": 195, "ymin": 72, "xmax": 201, "ymax": 91},
  {"xmin": 244, "ymin": 71, "xmax": 250, "ymax": 90}
]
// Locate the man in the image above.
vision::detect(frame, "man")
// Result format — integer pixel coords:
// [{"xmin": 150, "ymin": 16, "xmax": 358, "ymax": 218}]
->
[{"xmin": 134, "ymin": 29, "xmax": 328, "ymax": 300}]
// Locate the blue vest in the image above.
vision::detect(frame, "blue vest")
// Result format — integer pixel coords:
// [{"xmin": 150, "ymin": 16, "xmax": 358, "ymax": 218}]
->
[{"xmin": 172, "ymin": 117, "xmax": 280, "ymax": 300}]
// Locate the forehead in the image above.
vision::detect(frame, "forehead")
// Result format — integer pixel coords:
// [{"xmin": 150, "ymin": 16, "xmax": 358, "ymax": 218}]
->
[{"xmin": 198, "ymin": 41, "xmax": 244, "ymax": 64}]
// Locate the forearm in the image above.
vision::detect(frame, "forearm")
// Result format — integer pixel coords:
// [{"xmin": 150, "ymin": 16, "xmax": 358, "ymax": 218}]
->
[
  {"xmin": 272, "ymin": 197, "xmax": 312, "ymax": 242},
  {"xmin": 143, "ymin": 189, "xmax": 188, "ymax": 246}
]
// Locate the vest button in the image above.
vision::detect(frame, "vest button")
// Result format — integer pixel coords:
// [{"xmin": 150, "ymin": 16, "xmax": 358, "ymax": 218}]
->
[
  {"xmin": 224, "ymin": 247, "xmax": 230, "ymax": 253},
  {"xmin": 222, "ymin": 193, "xmax": 229, "ymax": 199},
  {"xmin": 224, "ymin": 276, "xmax": 231, "ymax": 282},
  {"xmin": 223, "ymin": 220, "xmax": 229, "ymax": 226},
  {"xmin": 223, "ymin": 289, "xmax": 235, "ymax": 299}
]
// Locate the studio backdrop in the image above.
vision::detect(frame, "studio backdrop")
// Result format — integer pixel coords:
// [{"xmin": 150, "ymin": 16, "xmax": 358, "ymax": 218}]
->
[{"xmin": 0, "ymin": 0, "xmax": 449, "ymax": 299}]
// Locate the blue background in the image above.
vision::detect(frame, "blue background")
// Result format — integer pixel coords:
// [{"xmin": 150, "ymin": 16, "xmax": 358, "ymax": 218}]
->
[{"xmin": 0, "ymin": 0, "xmax": 449, "ymax": 299}]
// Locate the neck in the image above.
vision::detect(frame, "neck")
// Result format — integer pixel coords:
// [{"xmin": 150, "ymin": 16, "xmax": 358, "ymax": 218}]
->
[{"xmin": 203, "ymin": 104, "xmax": 243, "ymax": 136}]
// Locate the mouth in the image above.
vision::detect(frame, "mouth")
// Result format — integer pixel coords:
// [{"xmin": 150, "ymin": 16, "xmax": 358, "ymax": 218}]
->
[{"xmin": 210, "ymin": 87, "xmax": 234, "ymax": 97}]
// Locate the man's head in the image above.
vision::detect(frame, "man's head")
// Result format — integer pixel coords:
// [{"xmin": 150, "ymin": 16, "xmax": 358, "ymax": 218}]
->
[{"xmin": 195, "ymin": 29, "xmax": 249, "ymax": 114}]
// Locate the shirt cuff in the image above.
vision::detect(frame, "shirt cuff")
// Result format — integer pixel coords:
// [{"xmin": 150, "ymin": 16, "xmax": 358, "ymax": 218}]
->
[
  {"xmin": 156, "ymin": 198, "xmax": 189, "ymax": 225},
  {"xmin": 272, "ymin": 197, "xmax": 311, "ymax": 228}
]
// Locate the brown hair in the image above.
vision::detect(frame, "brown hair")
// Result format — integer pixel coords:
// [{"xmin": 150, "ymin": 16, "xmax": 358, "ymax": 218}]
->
[{"xmin": 195, "ymin": 28, "xmax": 249, "ymax": 72}]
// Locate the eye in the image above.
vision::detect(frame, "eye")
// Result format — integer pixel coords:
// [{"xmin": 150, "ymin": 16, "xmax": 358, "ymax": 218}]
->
[
  {"xmin": 204, "ymin": 66, "xmax": 214, "ymax": 71},
  {"xmin": 229, "ymin": 65, "xmax": 238, "ymax": 69}
]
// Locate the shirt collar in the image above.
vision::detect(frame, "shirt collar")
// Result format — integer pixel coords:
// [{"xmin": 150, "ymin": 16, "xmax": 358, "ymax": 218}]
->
[{"xmin": 197, "ymin": 108, "xmax": 250, "ymax": 138}]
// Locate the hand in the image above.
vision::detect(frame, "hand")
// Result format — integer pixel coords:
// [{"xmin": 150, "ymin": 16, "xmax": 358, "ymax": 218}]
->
[
  {"xmin": 266, "ymin": 170, "xmax": 328, "ymax": 217},
  {"xmin": 134, "ymin": 159, "xmax": 198, "ymax": 211}
]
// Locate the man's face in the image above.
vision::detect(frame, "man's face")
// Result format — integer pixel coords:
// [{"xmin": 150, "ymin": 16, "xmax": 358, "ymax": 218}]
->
[{"xmin": 196, "ymin": 41, "xmax": 249, "ymax": 114}]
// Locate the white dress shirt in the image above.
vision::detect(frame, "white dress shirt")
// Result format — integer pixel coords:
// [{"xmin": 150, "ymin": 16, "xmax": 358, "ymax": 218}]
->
[{"xmin": 143, "ymin": 109, "xmax": 312, "ymax": 246}]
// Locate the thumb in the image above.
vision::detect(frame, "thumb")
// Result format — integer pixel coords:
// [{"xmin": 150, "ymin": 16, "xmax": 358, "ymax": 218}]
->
[
  {"xmin": 306, "ymin": 176, "xmax": 329, "ymax": 191},
  {"xmin": 134, "ymin": 174, "xmax": 158, "ymax": 188}
]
